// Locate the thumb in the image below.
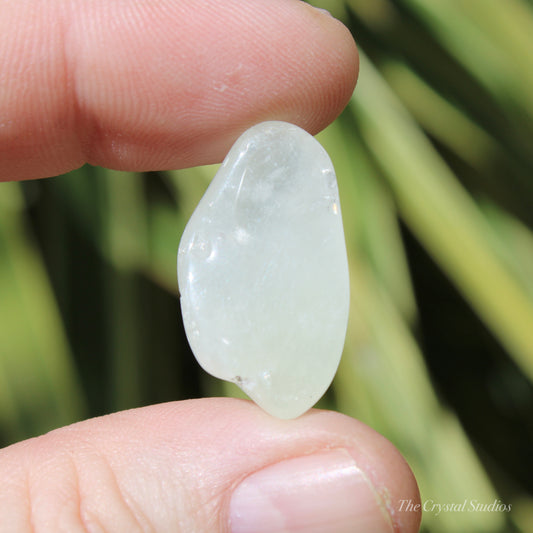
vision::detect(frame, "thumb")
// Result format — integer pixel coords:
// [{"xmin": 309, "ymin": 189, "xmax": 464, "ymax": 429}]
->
[{"xmin": 0, "ymin": 398, "xmax": 420, "ymax": 532}]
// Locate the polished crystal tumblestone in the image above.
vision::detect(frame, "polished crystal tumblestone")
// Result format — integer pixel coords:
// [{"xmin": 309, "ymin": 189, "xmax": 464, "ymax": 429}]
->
[{"xmin": 177, "ymin": 121, "xmax": 349, "ymax": 419}]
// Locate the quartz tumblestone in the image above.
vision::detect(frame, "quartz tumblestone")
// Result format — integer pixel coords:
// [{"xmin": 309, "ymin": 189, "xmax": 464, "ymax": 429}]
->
[{"xmin": 177, "ymin": 121, "xmax": 350, "ymax": 419}]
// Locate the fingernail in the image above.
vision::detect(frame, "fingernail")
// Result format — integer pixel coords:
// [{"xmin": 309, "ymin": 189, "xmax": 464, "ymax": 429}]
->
[{"xmin": 230, "ymin": 449, "xmax": 393, "ymax": 533}]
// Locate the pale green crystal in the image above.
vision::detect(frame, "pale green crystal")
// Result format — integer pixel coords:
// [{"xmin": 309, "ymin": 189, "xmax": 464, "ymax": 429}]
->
[{"xmin": 177, "ymin": 121, "xmax": 349, "ymax": 419}]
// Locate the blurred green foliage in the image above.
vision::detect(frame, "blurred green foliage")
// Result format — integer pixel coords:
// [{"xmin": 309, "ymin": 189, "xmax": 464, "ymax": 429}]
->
[{"xmin": 1, "ymin": 1, "xmax": 533, "ymax": 531}]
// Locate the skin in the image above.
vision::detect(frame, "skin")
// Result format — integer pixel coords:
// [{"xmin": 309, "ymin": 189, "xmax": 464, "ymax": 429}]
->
[
  {"xmin": 1, "ymin": 0, "xmax": 356, "ymax": 180},
  {"xmin": 0, "ymin": 1, "xmax": 422, "ymax": 531}
]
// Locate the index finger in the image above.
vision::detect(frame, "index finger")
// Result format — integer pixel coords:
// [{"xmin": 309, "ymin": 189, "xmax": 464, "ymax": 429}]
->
[{"xmin": 0, "ymin": 0, "xmax": 358, "ymax": 181}]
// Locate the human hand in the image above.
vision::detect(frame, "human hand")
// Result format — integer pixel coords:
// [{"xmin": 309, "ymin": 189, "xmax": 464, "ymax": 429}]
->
[
  {"xmin": 0, "ymin": 1, "xmax": 421, "ymax": 531},
  {"xmin": 1, "ymin": 400, "xmax": 421, "ymax": 532},
  {"xmin": 1, "ymin": 0, "xmax": 357, "ymax": 181}
]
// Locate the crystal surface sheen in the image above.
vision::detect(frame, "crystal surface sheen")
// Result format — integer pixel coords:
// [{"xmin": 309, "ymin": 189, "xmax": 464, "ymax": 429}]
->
[{"xmin": 177, "ymin": 121, "xmax": 350, "ymax": 419}]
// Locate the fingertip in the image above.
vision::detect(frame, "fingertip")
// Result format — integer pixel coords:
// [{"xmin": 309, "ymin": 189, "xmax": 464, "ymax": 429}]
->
[
  {"xmin": 292, "ymin": 2, "xmax": 359, "ymax": 134},
  {"xmin": 1, "ymin": 0, "xmax": 359, "ymax": 180},
  {"xmin": 0, "ymin": 400, "xmax": 419, "ymax": 532},
  {"xmin": 74, "ymin": 0, "xmax": 360, "ymax": 171}
]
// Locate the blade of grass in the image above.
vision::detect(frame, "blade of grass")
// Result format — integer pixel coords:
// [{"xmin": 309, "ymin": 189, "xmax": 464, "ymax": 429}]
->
[
  {"xmin": 0, "ymin": 182, "xmax": 86, "ymax": 441},
  {"xmin": 402, "ymin": 0, "xmax": 533, "ymax": 124},
  {"xmin": 100, "ymin": 169, "xmax": 148, "ymax": 410},
  {"xmin": 346, "ymin": 0, "xmax": 533, "ymax": 171},
  {"xmin": 351, "ymin": 52, "xmax": 533, "ymax": 383},
  {"xmin": 448, "ymin": 0, "xmax": 533, "ymax": 109},
  {"xmin": 381, "ymin": 60, "xmax": 504, "ymax": 173},
  {"xmin": 145, "ymin": 204, "xmax": 183, "ymax": 291},
  {"xmin": 479, "ymin": 200, "xmax": 533, "ymax": 300},
  {"xmin": 103, "ymin": 169, "xmax": 148, "ymax": 271},
  {"xmin": 381, "ymin": 59, "xmax": 533, "ymax": 229}
]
